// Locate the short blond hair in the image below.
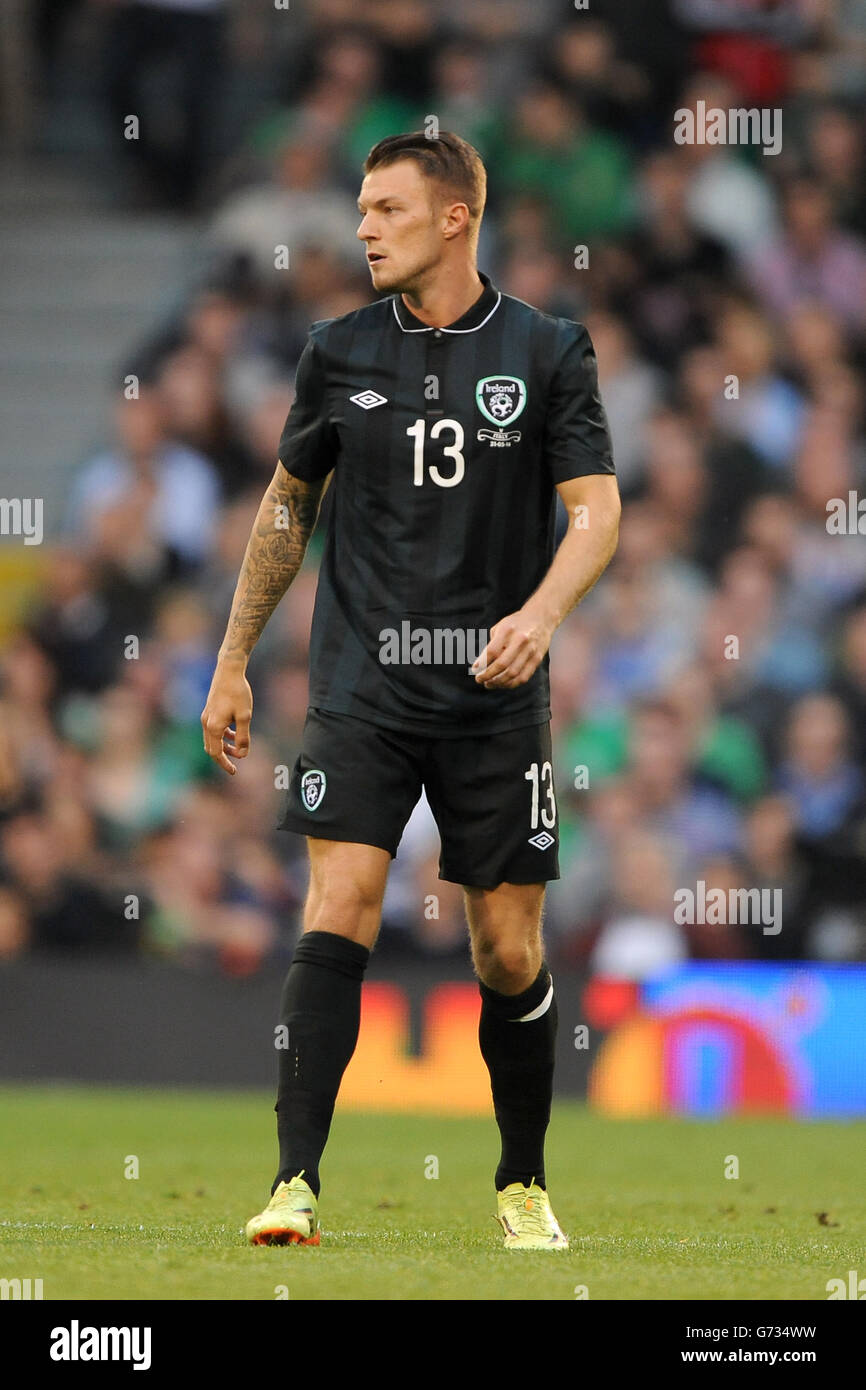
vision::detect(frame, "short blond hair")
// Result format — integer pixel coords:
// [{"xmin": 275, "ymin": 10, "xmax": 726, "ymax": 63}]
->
[{"xmin": 363, "ymin": 130, "xmax": 487, "ymax": 241}]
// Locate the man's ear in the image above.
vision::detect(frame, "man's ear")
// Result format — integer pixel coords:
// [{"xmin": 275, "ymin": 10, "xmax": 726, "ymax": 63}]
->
[{"xmin": 442, "ymin": 201, "xmax": 471, "ymax": 240}]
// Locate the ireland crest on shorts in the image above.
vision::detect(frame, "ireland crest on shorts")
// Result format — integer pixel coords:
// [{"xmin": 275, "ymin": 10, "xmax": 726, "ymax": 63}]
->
[
  {"xmin": 475, "ymin": 375, "xmax": 527, "ymax": 427},
  {"xmin": 300, "ymin": 769, "xmax": 327, "ymax": 811}
]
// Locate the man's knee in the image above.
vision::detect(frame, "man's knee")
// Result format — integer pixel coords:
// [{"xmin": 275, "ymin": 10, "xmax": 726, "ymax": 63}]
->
[
  {"xmin": 473, "ymin": 932, "xmax": 539, "ymax": 986},
  {"xmin": 465, "ymin": 883, "xmax": 545, "ymax": 992}
]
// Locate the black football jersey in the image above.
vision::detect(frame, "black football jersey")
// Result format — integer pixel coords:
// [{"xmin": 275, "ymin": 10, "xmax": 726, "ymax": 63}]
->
[{"xmin": 278, "ymin": 272, "xmax": 615, "ymax": 737}]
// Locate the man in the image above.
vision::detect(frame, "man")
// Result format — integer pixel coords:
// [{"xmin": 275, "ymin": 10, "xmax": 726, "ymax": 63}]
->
[{"xmin": 201, "ymin": 131, "xmax": 620, "ymax": 1250}]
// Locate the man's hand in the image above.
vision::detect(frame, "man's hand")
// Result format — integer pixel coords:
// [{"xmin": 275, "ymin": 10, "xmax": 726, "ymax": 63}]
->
[
  {"xmin": 201, "ymin": 658, "xmax": 253, "ymax": 775},
  {"xmin": 471, "ymin": 608, "xmax": 553, "ymax": 689}
]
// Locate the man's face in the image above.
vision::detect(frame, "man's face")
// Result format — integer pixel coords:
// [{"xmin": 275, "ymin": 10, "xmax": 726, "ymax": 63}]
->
[{"xmin": 356, "ymin": 159, "xmax": 449, "ymax": 293}]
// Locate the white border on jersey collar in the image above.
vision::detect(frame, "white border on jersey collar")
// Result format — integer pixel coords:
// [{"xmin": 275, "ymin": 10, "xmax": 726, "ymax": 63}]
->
[{"xmin": 391, "ymin": 289, "xmax": 502, "ymax": 334}]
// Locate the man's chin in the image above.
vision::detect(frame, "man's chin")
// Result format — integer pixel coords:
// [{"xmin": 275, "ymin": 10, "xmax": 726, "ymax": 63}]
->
[{"xmin": 368, "ymin": 261, "xmax": 399, "ymax": 292}]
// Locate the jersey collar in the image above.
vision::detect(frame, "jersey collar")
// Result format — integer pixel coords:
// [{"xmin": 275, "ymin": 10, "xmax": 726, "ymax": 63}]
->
[{"xmin": 392, "ymin": 271, "xmax": 501, "ymax": 334}]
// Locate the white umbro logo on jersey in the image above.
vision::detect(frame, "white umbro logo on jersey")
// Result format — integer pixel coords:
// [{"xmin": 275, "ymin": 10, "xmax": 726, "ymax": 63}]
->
[
  {"xmin": 528, "ymin": 832, "xmax": 555, "ymax": 851},
  {"xmin": 349, "ymin": 390, "xmax": 388, "ymax": 410}
]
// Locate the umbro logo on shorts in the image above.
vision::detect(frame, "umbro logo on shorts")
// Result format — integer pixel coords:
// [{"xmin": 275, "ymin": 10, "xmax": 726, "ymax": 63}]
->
[
  {"xmin": 349, "ymin": 390, "xmax": 388, "ymax": 410},
  {"xmin": 528, "ymin": 831, "xmax": 555, "ymax": 851},
  {"xmin": 300, "ymin": 769, "xmax": 327, "ymax": 811}
]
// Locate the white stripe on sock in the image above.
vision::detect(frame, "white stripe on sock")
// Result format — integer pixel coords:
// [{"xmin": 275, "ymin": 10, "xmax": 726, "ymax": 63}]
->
[{"xmin": 511, "ymin": 978, "xmax": 554, "ymax": 1022}]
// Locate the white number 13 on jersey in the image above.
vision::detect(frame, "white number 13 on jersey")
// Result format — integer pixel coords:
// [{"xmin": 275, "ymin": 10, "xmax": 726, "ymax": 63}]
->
[
  {"xmin": 525, "ymin": 761, "xmax": 556, "ymax": 829},
  {"xmin": 407, "ymin": 418, "xmax": 465, "ymax": 488}
]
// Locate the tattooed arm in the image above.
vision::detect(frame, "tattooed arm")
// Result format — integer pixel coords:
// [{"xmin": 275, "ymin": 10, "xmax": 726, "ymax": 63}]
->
[{"xmin": 201, "ymin": 463, "xmax": 327, "ymax": 775}]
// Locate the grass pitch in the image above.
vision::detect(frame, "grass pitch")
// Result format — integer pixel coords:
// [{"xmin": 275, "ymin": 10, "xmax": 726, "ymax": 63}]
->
[{"xmin": 0, "ymin": 1084, "xmax": 862, "ymax": 1300}]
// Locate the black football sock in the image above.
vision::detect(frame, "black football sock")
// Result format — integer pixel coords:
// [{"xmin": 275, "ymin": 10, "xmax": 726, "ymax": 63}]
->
[
  {"xmin": 273, "ymin": 929, "xmax": 370, "ymax": 1199},
  {"xmin": 478, "ymin": 965, "xmax": 557, "ymax": 1192}
]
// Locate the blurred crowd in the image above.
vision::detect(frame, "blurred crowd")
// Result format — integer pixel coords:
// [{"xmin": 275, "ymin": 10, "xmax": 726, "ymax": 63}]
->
[{"xmin": 4, "ymin": 0, "xmax": 866, "ymax": 974}]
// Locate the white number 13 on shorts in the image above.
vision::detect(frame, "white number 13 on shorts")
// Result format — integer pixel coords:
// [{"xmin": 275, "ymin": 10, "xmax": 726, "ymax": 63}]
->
[{"xmin": 525, "ymin": 760, "xmax": 556, "ymax": 830}]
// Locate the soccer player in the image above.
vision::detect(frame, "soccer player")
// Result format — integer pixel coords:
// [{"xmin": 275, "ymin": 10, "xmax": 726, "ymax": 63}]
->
[{"xmin": 201, "ymin": 131, "xmax": 620, "ymax": 1250}]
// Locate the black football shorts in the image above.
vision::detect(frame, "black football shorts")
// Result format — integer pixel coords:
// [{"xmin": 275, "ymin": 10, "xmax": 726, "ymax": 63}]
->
[{"xmin": 277, "ymin": 707, "xmax": 559, "ymax": 888}]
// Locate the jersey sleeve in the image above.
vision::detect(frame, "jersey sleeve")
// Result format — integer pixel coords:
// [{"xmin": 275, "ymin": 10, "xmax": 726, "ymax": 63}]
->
[
  {"xmin": 277, "ymin": 337, "xmax": 337, "ymax": 482},
  {"xmin": 543, "ymin": 324, "xmax": 615, "ymax": 483}
]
